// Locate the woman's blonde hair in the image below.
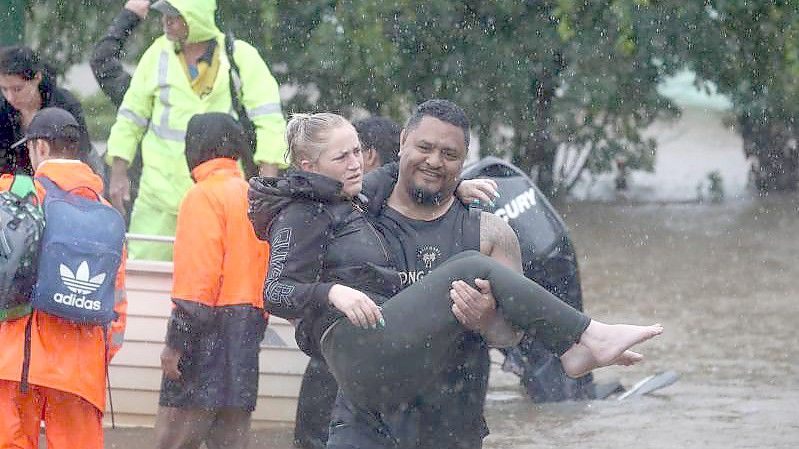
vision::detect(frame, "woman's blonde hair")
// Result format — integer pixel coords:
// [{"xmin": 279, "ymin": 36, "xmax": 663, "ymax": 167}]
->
[{"xmin": 285, "ymin": 112, "xmax": 351, "ymax": 167}]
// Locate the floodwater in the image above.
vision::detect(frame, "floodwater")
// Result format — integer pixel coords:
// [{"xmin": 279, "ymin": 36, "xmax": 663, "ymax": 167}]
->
[
  {"xmin": 482, "ymin": 195, "xmax": 799, "ymax": 449},
  {"xmin": 105, "ymin": 194, "xmax": 799, "ymax": 448}
]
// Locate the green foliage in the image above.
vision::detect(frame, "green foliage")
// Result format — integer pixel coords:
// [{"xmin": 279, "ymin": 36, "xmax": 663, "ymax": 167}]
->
[
  {"xmin": 80, "ymin": 91, "xmax": 117, "ymax": 141},
  {"xmin": 265, "ymin": 1, "xmax": 408, "ymax": 116},
  {"xmin": 265, "ymin": 0, "xmax": 680, "ymax": 195},
  {"xmin": 0, "ymin": 0, "xmax": 27, "ymax": 46},
  {"xmin": 25, "ymin": 1, "xmax": 160, "ymax": 76},
  {"xmin": 22, "ymin": 1, "xmax": 699, "ymax": 195},
  {"xmin": 217, "ymin": 0, "xmax": 268, "ymax": 52},
  {"xmin": 680, "ymin": 1, "xmax": 799, "ymax": 191}
]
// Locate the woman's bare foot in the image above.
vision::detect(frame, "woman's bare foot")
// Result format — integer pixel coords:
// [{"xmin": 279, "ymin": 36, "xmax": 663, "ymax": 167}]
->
[{"xmin": 560, "ymin": 321, "xmax": 662, "ymax": 378}]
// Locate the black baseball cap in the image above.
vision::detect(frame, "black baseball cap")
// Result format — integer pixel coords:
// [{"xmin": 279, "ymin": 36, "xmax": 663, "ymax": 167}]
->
[
  {"xmin": 11, "ymin": 107, "xmax": 82, "ymax": 149},
  {"xmin": 152, "ymin": 0, "xmax": 181, "ymax": 17}
]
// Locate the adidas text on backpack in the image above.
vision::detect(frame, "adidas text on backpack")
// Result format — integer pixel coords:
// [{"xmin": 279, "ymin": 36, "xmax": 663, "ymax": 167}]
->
[
  {"xmin": 31, "ymin": 177, "xmax": 125, "ymax": 325},
  {"xmin": 0, "ymin": 175, "xmax": 44, "ymax": 322}
]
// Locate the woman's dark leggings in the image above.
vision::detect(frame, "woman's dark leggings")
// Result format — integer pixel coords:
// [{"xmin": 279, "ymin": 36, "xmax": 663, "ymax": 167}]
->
[{"xmin": 321, "ymin": 250, "xmax": 591, "ymax": 411}]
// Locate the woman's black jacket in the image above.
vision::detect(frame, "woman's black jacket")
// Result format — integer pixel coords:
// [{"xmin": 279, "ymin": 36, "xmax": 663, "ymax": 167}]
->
[
  {"xmin": 0, "ymin": 82, "xmax": 94, "ymax": 174},
  {"xmin": 248, "ymin": 171, "xmax": 401, "ymax": 357}
]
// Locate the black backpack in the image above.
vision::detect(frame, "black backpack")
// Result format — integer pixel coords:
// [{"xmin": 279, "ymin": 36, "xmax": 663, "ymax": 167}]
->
[{"xmin": 0, "ymin": 175, "xmax": 44, "ymax": 322}]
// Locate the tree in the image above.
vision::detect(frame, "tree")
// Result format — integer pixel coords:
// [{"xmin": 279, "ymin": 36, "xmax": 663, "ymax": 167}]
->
[
  {"xmin": 685, "ymin": 1, "xmax": 799, "ymax": 192},
  {"xmin": 23, "ymin": 0, "xmax": 262, "ymax": 77},
  {"xmin": 448, "ymin": 1, "xmax": 681, "ymax": 195},
  {"xmin": 22, "ymin": 0, "xmax": 170, "ymax": 77},
  {"xmin": 266, "ymin": 1, "xmax": 681, "ymax": 196},
  {"xmin": 21, "ymin": 1, "xmax": 694, "ymax": 196},
  {"xmin": 265, "ymin": 1, "xmax": 408, "ymax": 116},
  {"xmin": 1, "ymin": 0, "xmax": 27, "ymax": 46}
]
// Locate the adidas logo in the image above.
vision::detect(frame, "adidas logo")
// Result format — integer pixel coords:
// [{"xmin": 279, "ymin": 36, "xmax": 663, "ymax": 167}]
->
[{"xmin": 59, "ymin": 261, "xmax": 106, "ymax": 295}]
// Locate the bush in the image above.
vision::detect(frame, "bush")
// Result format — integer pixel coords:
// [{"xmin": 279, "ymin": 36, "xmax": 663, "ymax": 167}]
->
[{"xmin": 80, "ymin": 92, "xmax": 117, "ymax": 142}]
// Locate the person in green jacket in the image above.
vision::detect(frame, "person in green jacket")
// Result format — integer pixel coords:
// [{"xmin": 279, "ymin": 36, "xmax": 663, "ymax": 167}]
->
[{"xmin": 106, "ymin": 0, "xmax": 287, "ymax": 261}]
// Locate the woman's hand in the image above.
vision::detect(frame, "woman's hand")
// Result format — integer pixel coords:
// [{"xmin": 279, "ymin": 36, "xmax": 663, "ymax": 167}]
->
[
  {"xmin": 456, "ymin": 178, "xmax": 499, "ymax": 207},
  {"xmin": 328, "ymin": 284, "xmax": 385, "ymax": 329}
]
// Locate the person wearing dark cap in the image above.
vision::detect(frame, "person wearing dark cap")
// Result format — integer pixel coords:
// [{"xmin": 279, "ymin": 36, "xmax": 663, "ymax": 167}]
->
[
  {"xmin": 153, "ymin": 112, "xmax": 270, "ymax": 449},
  {"xmin": 0, "ymin": 107, "xmax": 128, "ymax": 449},
  {"xmin": 106, "ymin": 0, "xmax": 287, "ymax": 261}
]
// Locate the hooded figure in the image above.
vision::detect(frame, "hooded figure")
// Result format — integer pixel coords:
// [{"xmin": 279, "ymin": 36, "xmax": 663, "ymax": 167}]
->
[
  {"xmin": 154, "ymin": 111, "xmax": 270, "ymax": 449},
  {"xmin": 106, "ymin": 0, "xmax": 287, "ymax": 261}
]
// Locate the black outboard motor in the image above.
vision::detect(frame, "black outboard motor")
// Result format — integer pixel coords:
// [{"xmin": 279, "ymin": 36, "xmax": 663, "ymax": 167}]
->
[{"xmin": 461, "ymin": 157, "xmax": 595, "ymax": 402}]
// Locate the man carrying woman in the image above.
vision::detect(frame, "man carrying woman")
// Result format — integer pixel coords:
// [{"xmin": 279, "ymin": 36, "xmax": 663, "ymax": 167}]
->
[{"xmin": 249, "ymin": 104, "xmax": 662, "ymax": 448}]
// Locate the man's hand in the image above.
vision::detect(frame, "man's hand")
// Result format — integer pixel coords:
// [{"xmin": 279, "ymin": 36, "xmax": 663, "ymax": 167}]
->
[
  {"xmin": 455, "ymin": 178, "xmax": 499, "ymax": 208},
  {"xmin": 451, "ymin": 278, "xmax": 523, "ymax": 347},
  {"xmin": 160, "ymin": 346, "xmax": 182, "ymax": 380},
  {"xmin": 109, "ymin": 157, "xmax": 131, "ymax": 216},
  {"xmin": 450, "ymin": 278, "xmax": 496, "ymax": 332},
  {"xmin": 124, "ymin": 0, "xmax": 150, "ymax": 19},
  {"xmin": 328, "ymin": 284, "xmax": 384, "ymax": 329},
  {"xmin": 258, "ymin": 162, "xmax": 280, "ymax": 177}
]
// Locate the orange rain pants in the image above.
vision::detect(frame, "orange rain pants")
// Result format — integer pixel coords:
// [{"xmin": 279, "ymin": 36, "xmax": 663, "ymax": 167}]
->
[{"xmin": 0, "ymin": 380, "xmax": 102, "ymax": 449}]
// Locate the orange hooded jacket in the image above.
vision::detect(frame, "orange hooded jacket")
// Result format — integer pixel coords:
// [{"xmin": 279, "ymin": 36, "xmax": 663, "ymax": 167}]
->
[
  {"xmin": 171, "ymin": 157, "xmax": 269, "ymax": 308},
  {"xmin": 160, "ymin": 158, "xmax": 269, "ymax": 411},
  {"xmin": 0, "ymin": 160, "xmax": 127, "ymax": 411}
]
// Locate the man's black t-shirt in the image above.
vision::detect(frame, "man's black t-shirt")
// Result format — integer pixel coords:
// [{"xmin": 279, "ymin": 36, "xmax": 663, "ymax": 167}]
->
[{"xmin": 375, "ymin": 201, "xmax": 491, "ymax": 448}]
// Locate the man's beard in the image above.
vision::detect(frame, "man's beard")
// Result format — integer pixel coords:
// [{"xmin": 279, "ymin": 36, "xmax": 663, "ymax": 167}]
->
[{"xmin": 407, "ymin": 182, "xmax": 454, "ymax": 206}]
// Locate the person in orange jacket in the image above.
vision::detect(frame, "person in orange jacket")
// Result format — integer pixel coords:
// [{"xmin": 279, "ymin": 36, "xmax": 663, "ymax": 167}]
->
[
  {"xmin": 154, "ymin": 112, "xmax": 270, "ymax": 449},
  {"xmin": 0, "ymin": 107, "xmax": 127, "ymax": 449}
]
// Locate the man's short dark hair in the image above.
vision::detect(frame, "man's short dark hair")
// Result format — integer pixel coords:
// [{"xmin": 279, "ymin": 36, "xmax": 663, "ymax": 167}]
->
[
  {"xmin": 35, "ymin": 137, "xmax": 80, "ymax": 158},
  {"xmin": 404, "ymin": 99, "xmax": 470, "ymax": 147},
  {"xmin": 354, "ymin": 117, "xmax": 401, "ymax": 165},
  {"xmin": 185, "ymin": 113, "xmax": 245, "ymax": 172}
]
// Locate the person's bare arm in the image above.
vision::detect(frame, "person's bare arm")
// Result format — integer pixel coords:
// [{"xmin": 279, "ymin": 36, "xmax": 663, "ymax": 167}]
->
[
  {"xmin": 451, "ymin": 212, "xmax": 524, "ymax": 347},
  {"xmin": 480, "ymin": 211, "xmax": 523, "ymax": 272}
]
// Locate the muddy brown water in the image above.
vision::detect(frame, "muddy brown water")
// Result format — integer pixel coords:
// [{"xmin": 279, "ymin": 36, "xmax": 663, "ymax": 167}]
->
[
  {"xmin": 482, "ymin": 196, "xmax": 799, "ymax": 448},
  {"xmin": 104, "ymin": 196, "xmax": 799, "ymax": 448}
]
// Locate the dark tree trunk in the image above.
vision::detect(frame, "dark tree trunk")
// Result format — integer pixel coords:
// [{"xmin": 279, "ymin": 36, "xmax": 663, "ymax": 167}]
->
[
  {"xmin": 751, "ymin": 149, "xmax": 798, "ymax": 192},
  {"xmin": 513, "ymin": 54, "xmax": 563, "ymax": 197},
  {"xmin": 741, "ymin": 114, "xmax": 799, "ymax": 192}
]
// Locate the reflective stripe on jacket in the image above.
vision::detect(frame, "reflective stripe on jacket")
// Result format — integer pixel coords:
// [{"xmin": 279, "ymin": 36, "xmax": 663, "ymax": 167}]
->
[
  {"xmin": 0, "ymin": 160, "xmax": 127, "ymax": 411},
  {"xmin": 106, "ymin": 0, "xmax": 286, "ymax": 214}
]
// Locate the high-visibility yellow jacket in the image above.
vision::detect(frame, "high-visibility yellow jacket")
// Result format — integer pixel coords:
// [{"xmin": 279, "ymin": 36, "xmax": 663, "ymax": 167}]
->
[{"xmin": 106, "ymin": 0, "xmax": 287, "ymax": 213}]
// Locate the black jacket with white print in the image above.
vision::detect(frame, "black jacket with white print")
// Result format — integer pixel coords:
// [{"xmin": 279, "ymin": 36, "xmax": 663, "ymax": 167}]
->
[{"xmin": 248, "ymin": 170, "xmax": 401, "ymax": 357}]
